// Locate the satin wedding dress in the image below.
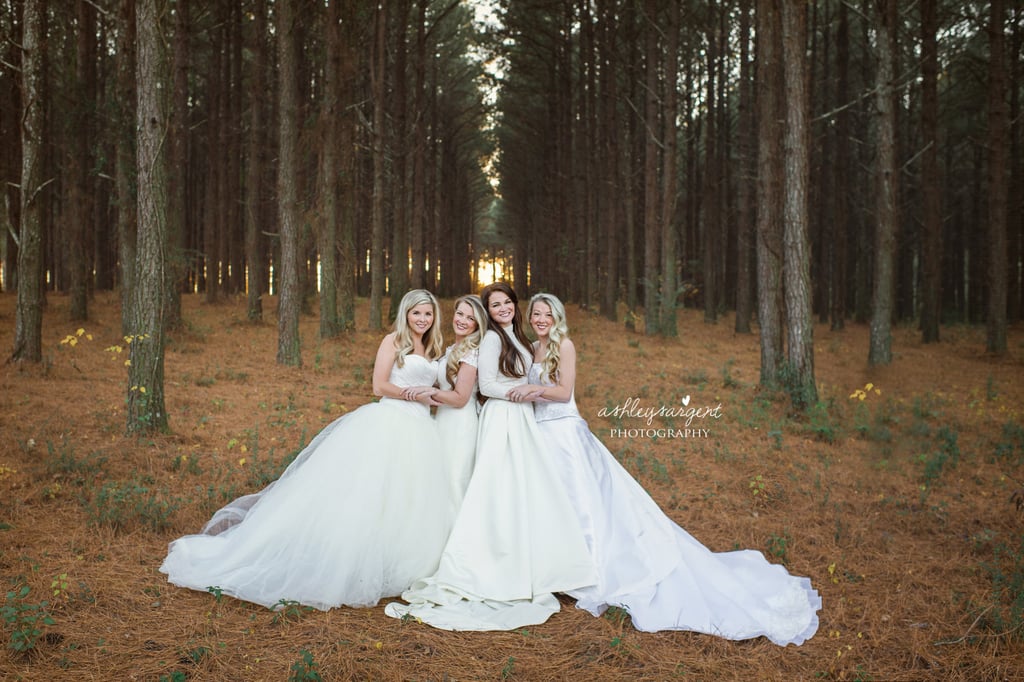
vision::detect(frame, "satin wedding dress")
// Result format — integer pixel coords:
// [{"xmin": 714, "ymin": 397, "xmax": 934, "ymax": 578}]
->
[
  {"xmin": 160, "ymin": 354, "xmax": 455, "ymax": 610},
  {"xmin": 530, "ymin": 363, "xmax": 820, "ymax": 645},
  {"xmin": 385, "ymin": 328, "xmax": 598, "ymax": 630},
  {"xmin": 435, "ymin": 346, "xmax": 479, "ymax": 506}
]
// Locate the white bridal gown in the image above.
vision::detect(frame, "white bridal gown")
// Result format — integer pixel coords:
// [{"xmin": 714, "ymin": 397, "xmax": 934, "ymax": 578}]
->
[
  {"xmin": 530, "ymin": 363, "xmax": 821, "ymax": 646},
  {"xmin": 435, "ymin": 345, "xmax": 479, "ymax": 506},
  {"xmin": 385, "ymin": 328, "xmax": 598, "ymax": 630},
  {"xmin": 160, "ymin": 354, "xmax": 455, "ymax": 610}
]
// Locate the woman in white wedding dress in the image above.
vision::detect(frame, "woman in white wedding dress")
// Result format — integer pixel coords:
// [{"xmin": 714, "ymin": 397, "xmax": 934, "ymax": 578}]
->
[
  {"xmin": 403, "ymin": 294, "xmax": 488, "ymax": 506},
  {"xmin": 160, "ymin": 289, "xmax": 455, "ymax": 610},
  {"xmin": 513, "ymin": 293, "xmax": 820, "ymax": 645},
  {"xmin": 386, "ymin": 282, "xmax": 597, "ymax": 630}
]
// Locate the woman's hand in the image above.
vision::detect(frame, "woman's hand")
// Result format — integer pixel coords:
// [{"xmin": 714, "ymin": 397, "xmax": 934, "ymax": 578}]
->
[
  {"xmin": 506, "ymin": 384, "xmax": 545, "ymax": 403},
  {"xmin": 401, "ymin": 385, "xmax": 438, "ymax": 402}
]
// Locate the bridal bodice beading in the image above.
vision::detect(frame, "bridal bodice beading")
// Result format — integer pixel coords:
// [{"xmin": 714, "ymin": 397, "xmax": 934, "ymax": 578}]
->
[
  {"xmin": 529, "ymin": 363, "xmax": 581, "ymax": 422},
  {"xmin": 379, "ymin": 353, "xmax": 440, "ymax": 416}
]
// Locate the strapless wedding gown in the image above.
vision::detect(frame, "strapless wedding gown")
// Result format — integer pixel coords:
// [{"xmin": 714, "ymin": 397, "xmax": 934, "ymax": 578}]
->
[
  {"xmin": 530, "ymin": 363, "xmax": 820, "ymax": 645},
  {"xmin": 435, "ymin": 345, "xmax": 479, "ymax": 506},
  {"xmin": 160, "ymin": 354, "xmax": 455, "ymax": 610},
  {"xmin": 385, "ymin": 329, "xmax": 597, "ymax": 630}
]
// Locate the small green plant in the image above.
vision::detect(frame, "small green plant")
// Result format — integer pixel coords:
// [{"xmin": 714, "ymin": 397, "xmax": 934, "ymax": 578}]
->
[
  {"xmin": 2, "ymin": 586, "xmax": 56, "ymax": 654},
  {"xmin": 51, "ymin": 573, "xmax": 69, "ymax": 599},
  {"xmin": 805, "ymin": 401, "xmax": 839, "ymax": 444},
  {"xmin": 720, "ymin": 358, "xmax": 739, "ymax": 388},
  {"xmin": 206, "ymin": 586, "xmax": 224, "ymax": 603},
  {"xmin": 85, "ymin": 479, "xmax": 182, "ymax": 532},
  {"xmin": 271, "ymin": 599, "xmax": 312, "ymax": 625},
  {"xmin": 766, "ymin": 531, "xmax": 791, "ymax": 564},
  {"xmin": 500, "ymin": 656, "xmax": 515, "ymax": 679},
  {"xmin": 749, "ymin": 475, "xmax": 766, "ymax": 497},
  {"xmin": 289, "ymin": 649, "xmax": 322, "ymax": 681},
  {"xmin": 159, "ymin": 672, "xmax": 188, "ymax": 682}
]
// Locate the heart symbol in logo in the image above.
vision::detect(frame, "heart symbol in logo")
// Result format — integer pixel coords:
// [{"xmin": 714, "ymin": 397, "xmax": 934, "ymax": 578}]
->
[{"xmin": 682, "ymin": 395, "xmax": 691, "ymax": 406}]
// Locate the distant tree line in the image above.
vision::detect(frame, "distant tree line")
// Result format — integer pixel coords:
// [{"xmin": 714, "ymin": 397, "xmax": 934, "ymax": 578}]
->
[{"xmin": 2, "ymin": 1, "xmax": 1020, "ymax": 429}]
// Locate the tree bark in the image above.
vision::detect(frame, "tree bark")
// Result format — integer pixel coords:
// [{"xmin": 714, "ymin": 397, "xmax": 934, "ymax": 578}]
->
[
  {"xmin": 755, "ymin": 0, "xmax": 784, "ymax": 386},
  {"xmin": 115, "ymin": 0, "xmax": 137, "ymax": 335},
  {"xmin": 245, "ymin": 0, "xmax": 267, "ymax": 322},
  {"xmin": 920, "ymin": 0, "xmax": 941, "ymax": 343},
  {"xmin": 127, "ymin": 0, "xmax": 170, "ymax": 432},
  {"xmin": 275, "ymin": 0, "xmax": 302, "ymax": 365},
  {"xmin": 368, "ymin": 2, "xmax": 387, "ymax": 330},
  {"xmin": 658, "ymin": 0, "xmax": 679, "ymax": 336},
  {"xmin": 317, "ymin": 0, "xmax": 342, "ymax": 338},
  {"xmin": 734, "ymin": 0, "xmax": 755, "ymax": 334},
  {"xmin": 869, "ymin": 0, "xmax": 898, "ymax": 366},
  {"xmin": 781, "ymin": 0, "xmax": 817, "ymax": 407},
  {"xmin": 12, "ymin": 0, "xmax": 45, "ymax": 364},
  {"xmin": 641, "ymin": 0, "xmax": 660, "ymax": 334},
  {"xmin": 985, "ymin": 0, "xmax": 1008, "ymax": 354}
]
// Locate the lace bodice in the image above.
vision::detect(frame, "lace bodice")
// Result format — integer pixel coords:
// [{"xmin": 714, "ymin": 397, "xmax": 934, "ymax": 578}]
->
[
  {"xmin": 529, "ymin": 362, "xmax": 581, "ymax": 422},
  {"xmin": 437, "ymin": 345, "xmax": 479, "ymax": 391},
  {"xmin": 379, "ymin": 354, "xmax": 440, "ymax": 416}
]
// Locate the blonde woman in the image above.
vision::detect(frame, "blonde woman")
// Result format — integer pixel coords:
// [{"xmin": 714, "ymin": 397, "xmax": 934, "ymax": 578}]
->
[
  {"xmin": 161, "ymin": 289, "xmax": 454, "ymax": 611},
  {"xmin": 522, "ymin": 292, "xmax": 820, "ymax": 646},
  {"xmin": 404, "ymin": 294, "xmax": 488, "ymax": 505}
]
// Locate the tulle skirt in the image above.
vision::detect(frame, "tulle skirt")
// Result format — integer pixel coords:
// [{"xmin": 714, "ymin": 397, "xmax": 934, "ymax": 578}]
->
[{"xmin": 160, "ymin": 400, "xmax": 455, "ymax": 610}]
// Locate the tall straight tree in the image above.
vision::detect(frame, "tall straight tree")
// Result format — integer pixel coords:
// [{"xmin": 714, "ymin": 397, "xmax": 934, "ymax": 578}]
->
[
  {"xmin": 115, "ymin": 0, "xmax": 137, "ymax": 335},
  {"xmin": 658, "ymin": 0, "xmax": 680, "ymax": 337},
  {"xmin": 755, "ymin": 0, "xmax": 784, "ymax": 386},
  {"xmin": 128, "ymin": 0, "xmax": 170, "ymax": 432},
  {"xmin": 275, "ymin": 0, "xmax": 302, "ymax": 366},
  {"xmin": 734, "ymin": 0, "xmax": 755, "ymax": 334},
  {"xmin": 317, "ymin": 0, "xmax": 343, "ymax": 338},
  {"xmin": 368, "ymin": 2, "xmax": 387, "ymax": 330},
  {"xmin": 11, "ymin": 0, "xmax": 45, "ymax": 363},
  {"xmin": 68, "ymin": 0, "xmax": 96, "ymax": 322},
  {"xmin": 985, "ymin": 0, "xmax": 1008, "ymax": 354},
  {"xmin": 920, "ymin": 0, "xmax": 941, "ymax": 343},
  {"xmin": 389, "ymin": 0, "xmax": 412, "ymax": 320},
  {"xmin": 781, "ymin": 0, "xmax": 817, "ymax": 406},
  {"xmin": 869, "ymin": 0, "xmax": 898, "ymax": 366},
  {"xmin": 244, "ymin": 0, "xmax": 267, "ymax": 323},
  {"xmin": 641, "ymin": 0, "xmax": 660, "ymax": 335}
]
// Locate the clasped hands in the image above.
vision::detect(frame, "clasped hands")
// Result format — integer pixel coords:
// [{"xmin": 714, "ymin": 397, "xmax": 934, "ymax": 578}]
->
[
  {"xmin": 506, "ymin": 385, "xmax": 546, "ymax": 403},
  {"xmin": 400, "ymin": 386, "xmax": 442, "ymax": 406}
]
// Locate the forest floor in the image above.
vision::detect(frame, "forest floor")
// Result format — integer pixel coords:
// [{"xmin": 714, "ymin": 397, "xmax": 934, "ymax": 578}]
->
[{"xmin": 1, "ymin": 290, "xmax": 1023, "ymax": 681}]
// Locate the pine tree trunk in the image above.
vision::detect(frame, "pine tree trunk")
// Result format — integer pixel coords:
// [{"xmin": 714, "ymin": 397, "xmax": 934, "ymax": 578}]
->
[
  {"xmin": 642, "ymin": 0, "xmax": 660, "ymax": 334},
  {"xmin": 781, "ymin": 0, "xmax": 817, "ymax": 407},
  {"xmin": 275, "ymin": 0, "xmax": 302, "ymax": 365},
  {"xmin": 658, "ymin": 0, "xmax": 679, "ymax": 336},
  {"xmin": 986, "ymin": 0, "xmax": 1008, "ymax": 354},
  {"xmin": 734, "ymin": 0, "xmax": 754, "ymax": 334},
  {"xmin": 12, "ymin": 0, "xmax": 45, "ymax": 364},
  {"xmin": 369, "ymin": 2, "xmax": 387, "ymax": 330},
  {"xmin": 115, "ymin": 0, "xmax": 137, "ymax": 335},
  {"xmin": 920, "ymin": 0, "xmax": 942, "ymax": 343},
  {"xmin": 755, "ymin": 0, "xmax": 784, "ymax": 386},
  {"xmin": 127, "ymin": 0, "xmax": 170, "ymax": 432},
  {"xmin": 318, "ymin": 0, "xmax": 342, "ymax": 339},
  {"xmin": 869, "ymin": 0, "xmax": 898, "ymax": 366},
  {"xmin": 68, "ymin": 0, "xmax": 96, "ymax": 323},
  {"xmin": 245, "ymin": 0, "xmax": 267, "ymax": 322}
]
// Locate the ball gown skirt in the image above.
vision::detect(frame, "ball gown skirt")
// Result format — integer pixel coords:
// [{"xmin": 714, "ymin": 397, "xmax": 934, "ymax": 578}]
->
[
  {"xmin": 385, "ymin": 329, "xmax": 598, "ymax": 630},
  {"xmin": 434, "ymin": 346, "xmax": 479, "ymax": 506},
  {"xmin": 530, "ymin": 364, "xmax": 821, "ymax": 646},
  {"xmin": 160, "ymin": 355, "xmax": 455, "ymax": 611}
]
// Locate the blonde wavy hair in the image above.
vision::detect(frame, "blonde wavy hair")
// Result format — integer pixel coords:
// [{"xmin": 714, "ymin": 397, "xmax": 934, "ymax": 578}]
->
[
  {"xmin": 392, "ymin": 289, "xmax": 444, "ymax": 367},
  {"xmin": 445, "ymin": 295, "xmax": 488, "ymax": 387},
  {"xmin": 527, "ymin": 292, "xmax": 569, "ymax": 382}
]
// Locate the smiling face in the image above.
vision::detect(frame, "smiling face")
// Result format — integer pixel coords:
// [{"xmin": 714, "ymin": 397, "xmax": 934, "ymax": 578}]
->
[
  {"xmin": 407, "ymin": 302, "xmax": 435, "ymax": 336},
  {"xmin": 487, "ymin": 293, "xmax": 516, "ymax": 327},
  {"xmin": 530, "ymin": 300, "xmax": 554, "ymax": 339},
  {"xmin": 452, "ymin": 301, "xmax": 479, "ymax": 340}
]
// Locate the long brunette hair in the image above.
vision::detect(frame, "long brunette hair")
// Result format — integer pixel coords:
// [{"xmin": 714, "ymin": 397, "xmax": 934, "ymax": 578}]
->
[{"xmin": 480, "ymin": 281, "xmax": 531, "ymax": 378}]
